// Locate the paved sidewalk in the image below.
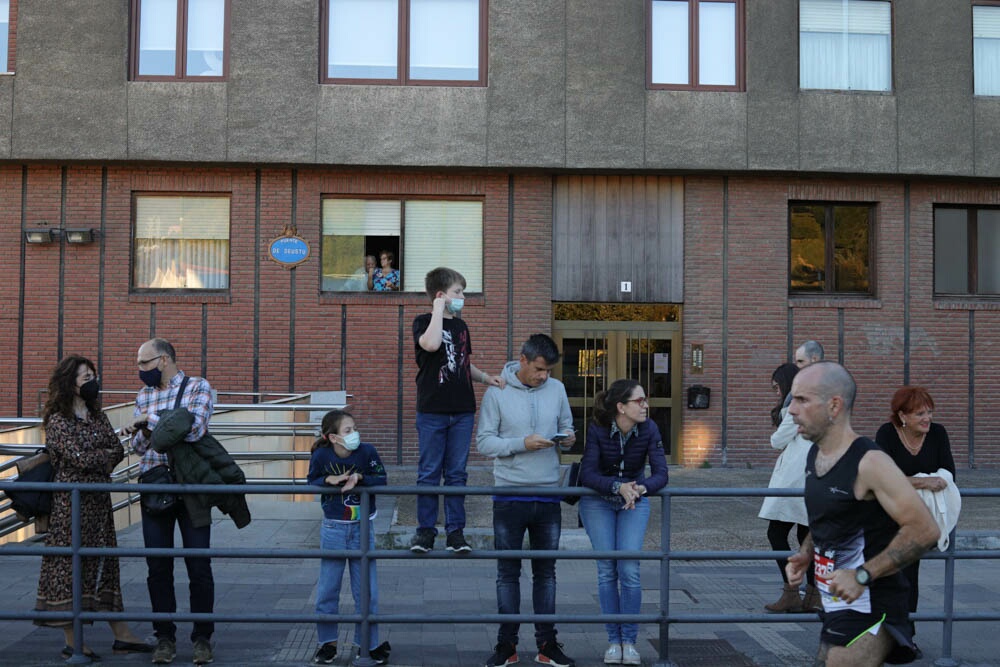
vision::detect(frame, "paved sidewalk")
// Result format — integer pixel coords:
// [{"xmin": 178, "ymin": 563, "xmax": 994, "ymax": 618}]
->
[{"xmin": 0, "ymin": 466, "xmax": 996, "ymax": 666}]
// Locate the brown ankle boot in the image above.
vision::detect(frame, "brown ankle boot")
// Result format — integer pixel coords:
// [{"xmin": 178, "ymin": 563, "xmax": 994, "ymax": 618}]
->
[
  {"xmin": 765, "ymin": 584, "xmax": 804, "ymax": 613},
  {"xmin": 802, "ymin": 584, "xmax": 823, "ymax": 612}
]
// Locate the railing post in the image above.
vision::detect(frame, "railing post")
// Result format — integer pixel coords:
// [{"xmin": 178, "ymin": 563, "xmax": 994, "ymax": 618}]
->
[
  {"xmin": 66, "ymin": 486, "xmax": 91, "ymax": 664},
  {"xmin": 934, "ymin": 528, "xmax": 959, "ymax": 667},
  {"xmin": 353, "ymin": 488, "xmax": 376, "ymax": 667},
  {"xmin": 654, "ymin": 490, "xmax": 678, "ymax": 667}
]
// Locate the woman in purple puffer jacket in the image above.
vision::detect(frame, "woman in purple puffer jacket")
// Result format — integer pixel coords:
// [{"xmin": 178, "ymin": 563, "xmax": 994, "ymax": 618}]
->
[{"xmin": 578, "ymin": 379, "xmax": 669, "ymax": 666}]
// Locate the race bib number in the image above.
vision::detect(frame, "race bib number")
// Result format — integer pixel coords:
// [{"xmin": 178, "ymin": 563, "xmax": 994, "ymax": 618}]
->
[{"xmin": 813, "ymin": 548, "xmax": 871, "ymax": 613}]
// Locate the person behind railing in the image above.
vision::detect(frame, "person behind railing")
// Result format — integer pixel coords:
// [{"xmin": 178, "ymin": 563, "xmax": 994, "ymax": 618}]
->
[
  {"xmin": 34, "ymin": 355, "xmax": 152, "ymax": 660},
  {"xmin": 307, "ymin": 409, "xmax": 391, "ymax": 666},
  {"xmin": 786, "ymin": 362, "xmax": 939, "ymax": 666},
  {"xmin": 875, "ymin": 386, "xmax": 958, "ymax": 640},
  {"xmin": 476, "ymin": 333, "xmax": 577, "ymax": 667},
  {"xmin": 577, "ymin": 379, "xmax": 668, "ymax": 666},
  {"xmin": 123, "ymin": 338, "xmax": 216, "ymax": 666},
  {"xmin": 758, "ymin": 362, "xmax": 820, "ymax": 614}
]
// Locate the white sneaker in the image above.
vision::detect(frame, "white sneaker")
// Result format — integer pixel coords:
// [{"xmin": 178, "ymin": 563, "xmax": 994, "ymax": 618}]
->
[
  {"xmin": 622, "ymin": 643, "xmax": 641, "ymax": 665},
  {"xmin": 603, "ymin": 643, "xmax": 622, "ymax": 664}
]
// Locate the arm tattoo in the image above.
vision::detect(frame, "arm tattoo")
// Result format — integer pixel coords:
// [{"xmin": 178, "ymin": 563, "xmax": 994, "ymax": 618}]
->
[{"xmin": 887, "ymin": 540, "xmax": 927, "ymax": 570}]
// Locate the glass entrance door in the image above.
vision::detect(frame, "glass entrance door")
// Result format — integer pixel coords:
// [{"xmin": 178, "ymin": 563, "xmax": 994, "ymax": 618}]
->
[{"xmin": 552, "ymin": 323, "xmax": 682, "ymax": 463}]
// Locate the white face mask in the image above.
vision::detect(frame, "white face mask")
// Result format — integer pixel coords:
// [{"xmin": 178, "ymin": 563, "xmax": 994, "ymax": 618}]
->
[{"xmin": 340, "ymin": 431, "xmax": 361, "ymax": 451}]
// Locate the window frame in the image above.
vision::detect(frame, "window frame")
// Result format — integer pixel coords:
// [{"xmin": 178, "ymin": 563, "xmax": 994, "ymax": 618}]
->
[
  {"xmin": 129, "ymin": 0, "xmax": 231, "ymax": 82},
  {"xmin": 645, "ymin": 0, "xmax": 745, "ymax": 92},
  {"xmin": 933, "ymin": 205, "xmax": 1000, "ymax": 297},
  {"xmin": 787, "ymin": 200, "xmax": 876, "ymax": 296},
  {"xmin": 319, "ymin": 194, "xmax": 485, "ymax": 295},
  {"xmin": 798, "ymin": 0, "xmax": 894, "ymax": 93},
  {"xmin": 320, "ymin": 0, "xmax": 489, "ymax": 87},
  {"xmin": 130, "ymin": 191, "xmax": 232, "ymax": 295}
]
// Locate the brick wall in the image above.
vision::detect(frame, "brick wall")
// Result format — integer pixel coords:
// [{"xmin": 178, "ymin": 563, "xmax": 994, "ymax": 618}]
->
[{"xmin": 2, "ymin": 165, "xmax": 996, "ymax": 468}]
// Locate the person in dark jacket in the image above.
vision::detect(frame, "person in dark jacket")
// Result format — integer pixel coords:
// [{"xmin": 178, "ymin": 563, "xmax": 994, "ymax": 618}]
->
[
  {"xmin": 124, "ymin": 338, "xmax": 218, "ymax": 666},
  {"xmin": 578, "ymin": 379, "xmax": 668, "ymax": 666}
]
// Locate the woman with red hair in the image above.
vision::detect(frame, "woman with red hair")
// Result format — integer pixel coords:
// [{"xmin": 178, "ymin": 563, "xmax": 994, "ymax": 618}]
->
[{"xmin": 875, "ymin": 386, "xmax": 956, "ymax": 637}]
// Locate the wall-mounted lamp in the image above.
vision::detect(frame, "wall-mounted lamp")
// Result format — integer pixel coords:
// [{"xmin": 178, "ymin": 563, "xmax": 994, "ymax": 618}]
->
[
  {"xmin": 64, "ymin": 228, "xmax": 97, "ymax": 244},
  {"xmin": 24, "ymin": 228, "xmax": 57, "ymax": 244}
]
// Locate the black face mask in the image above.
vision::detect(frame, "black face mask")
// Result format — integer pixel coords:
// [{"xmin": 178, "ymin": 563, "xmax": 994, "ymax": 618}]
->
[
  {"xmin": 80, "ymin": 378, "xmax": 101, "ymax": 402},
  {"xmin": 139, "ymin": 367, "xmax": 162, "ymax": 388}
]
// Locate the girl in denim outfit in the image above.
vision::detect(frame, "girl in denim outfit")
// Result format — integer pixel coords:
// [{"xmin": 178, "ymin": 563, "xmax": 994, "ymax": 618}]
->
[{"xmin": 308, "ymin": 410, "xmax": 390, "ymax": 665}]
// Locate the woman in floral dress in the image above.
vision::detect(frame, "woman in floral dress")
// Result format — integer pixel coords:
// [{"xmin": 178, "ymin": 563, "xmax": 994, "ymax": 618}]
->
[{"xmin": 35, "ymin": 355, "xmax": 151, "ymax": 659}]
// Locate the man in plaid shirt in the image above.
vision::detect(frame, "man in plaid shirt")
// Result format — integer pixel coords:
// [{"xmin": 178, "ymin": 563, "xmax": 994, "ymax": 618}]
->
[{"xmin": 125, "ymin": 338, "xmax": 216, "ymax": 666}]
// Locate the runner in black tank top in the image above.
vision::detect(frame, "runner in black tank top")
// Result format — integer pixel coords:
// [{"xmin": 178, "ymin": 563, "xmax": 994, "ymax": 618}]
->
[
  {"xmin": 788, "ymin": 362, "xmax": 938, "ymax": 666},
  {"xmin": 806, "ymin": 439, "xmax": 918, "ymax": 662}
]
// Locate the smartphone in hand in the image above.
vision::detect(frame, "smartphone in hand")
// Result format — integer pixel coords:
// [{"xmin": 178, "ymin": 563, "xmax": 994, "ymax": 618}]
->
[{"xmin": 551, "ymin": 433, "xmax": 572, "ymax": 451}]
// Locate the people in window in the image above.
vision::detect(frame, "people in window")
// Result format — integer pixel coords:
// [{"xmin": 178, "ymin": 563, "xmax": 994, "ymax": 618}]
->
[{"xmin": 368, "ymin": 250, "xmax": 400, "ymax": 292}]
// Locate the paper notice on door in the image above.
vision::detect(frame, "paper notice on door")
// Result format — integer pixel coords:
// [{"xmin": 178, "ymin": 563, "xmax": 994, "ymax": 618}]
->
[{"xmin": 653, "ymin": 353, "xmax": 670, "ymax": 374}]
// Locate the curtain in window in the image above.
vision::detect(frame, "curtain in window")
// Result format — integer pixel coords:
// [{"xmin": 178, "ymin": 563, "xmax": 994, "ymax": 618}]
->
[
  {"xmin": 328, "ymin": 0, "xmax": 398, "ymax": 79},
  {"xmin": 0, "ymin": 0, "xmax": 9, "ymax": 73},
  {"xmin": 186, "ymin": 0, "xmax": 225, "ymax": 76},
  {"xmin": 698, "ymin": 1, "xmax": 736, "ymax": 86},
  {"xmin": 403, "ymin": 201, "xmax": 483, "ymax": 291},
  {"xmin": 975, "ymin": 6, "xmax": 1000, "ymax": 96},
  {"xmin": 139, "ymin": 0, "xmax": 178, "ymax": 76},
  {"xmin": 134, "ymin": 196, "xmax": 230, "ymax": 289},
  {"xmin": 650, "ymin": 1, "xmax": 689, "ymax": 85},
  {"xmin": 800, "ymin": 0, "xmax": 891, "ymax": 91},
  {"xmin": 409, "ymin": 0, "xmax": 480, "ymax": 81}
]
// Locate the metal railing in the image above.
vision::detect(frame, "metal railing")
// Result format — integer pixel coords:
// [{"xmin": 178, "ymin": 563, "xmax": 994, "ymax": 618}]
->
[{"xmin": 0, "ymin": 481, "xmax": 996, "ymax": 667}]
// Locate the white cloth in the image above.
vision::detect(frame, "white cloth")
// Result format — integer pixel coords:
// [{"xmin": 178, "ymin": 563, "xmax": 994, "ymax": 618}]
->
[
  {"xmin": 758, "ymin": 408, "xmax": 811, "ymax": 526},
  {"xmin": 913, "ymin": 469, "xmax": 961, "ymax": 551}
]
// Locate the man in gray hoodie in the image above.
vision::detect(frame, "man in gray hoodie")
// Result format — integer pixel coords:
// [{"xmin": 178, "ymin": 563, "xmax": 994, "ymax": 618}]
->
[{"xmin": 476, "ymin": 334, "xmax": 577, "ymax": 667}]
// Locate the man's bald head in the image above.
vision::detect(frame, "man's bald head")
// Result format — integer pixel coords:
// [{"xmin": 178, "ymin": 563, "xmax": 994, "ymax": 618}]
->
[{"xmin": 798, "ymin": 361, "xmax": 856, "ymax": 413}]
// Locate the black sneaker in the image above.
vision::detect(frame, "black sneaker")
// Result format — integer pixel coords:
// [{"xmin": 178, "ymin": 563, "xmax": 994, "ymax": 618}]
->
[
  {"xmin": 312, "ymin": 642, "xmax": 337, "ymax": 664},
  {"xmin": 485, "ymin": 642, "xmax": 519, "ymax": 667},
  {"xmin": 409, "ymin": 528, "xmax": 435, "ymax": 553},
  {"xmin": 535, "ymin": 641, "xmax": 575, "ymax": 667},
  {"xmin": 446, "ymin": 529, "xmax": 472, "ymax": 554},
  {"xmin": 359, "ymin": 641, "xmax": 391, "ymax": 665}
]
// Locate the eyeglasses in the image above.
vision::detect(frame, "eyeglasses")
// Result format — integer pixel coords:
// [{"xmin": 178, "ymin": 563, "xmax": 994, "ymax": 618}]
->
[
  {"xmin": 138, "ymin": 355, "xmax": 163, "ymax": 367},
  {"xmin": 624, "ymin": 396, "xmax": 649, "ymax": 406}
]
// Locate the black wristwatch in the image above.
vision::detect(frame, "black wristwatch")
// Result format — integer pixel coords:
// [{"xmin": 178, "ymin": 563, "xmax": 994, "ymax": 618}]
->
[{"xmin": 855, "ymin": 566, "xmax": 871, "ymax": 587}]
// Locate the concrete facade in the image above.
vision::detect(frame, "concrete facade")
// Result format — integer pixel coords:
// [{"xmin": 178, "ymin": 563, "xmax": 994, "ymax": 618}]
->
[{"xmin": 0, "ymin": 2, "xmax": 996, "ymax": 175}]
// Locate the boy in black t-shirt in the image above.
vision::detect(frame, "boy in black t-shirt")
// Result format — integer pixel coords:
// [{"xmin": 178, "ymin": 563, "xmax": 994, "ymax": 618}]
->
[{"xmin": 410, "ymin": 267, "xmax": 504, "ymax": 554}]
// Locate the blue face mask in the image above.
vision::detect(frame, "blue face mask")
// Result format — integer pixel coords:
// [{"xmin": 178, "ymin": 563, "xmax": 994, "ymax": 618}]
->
[
  {"xmin": 447, "ymin": 297, "xmax": 464, "ymax": 315},
  {"xmin": 139, "ymin": 367, "xmax": 162, "ymax": 388},
  {"xmin": 341, "ymin": 431, "xmax": 361, "ymax": 451}
]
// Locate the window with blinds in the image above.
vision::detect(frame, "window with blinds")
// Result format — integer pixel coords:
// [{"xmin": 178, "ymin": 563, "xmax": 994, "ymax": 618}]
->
[
  {"xmin": 321, "ymin": 197, "xmax": 483, "ymax": 293},
  {"xmin": 800, "ymin": 0, "xmax": 892, "ymax": 91},
  {"xmin": 975, "ymin": 5, "xmax": 1000, "ymax": 96},
  {"xmin": 133, "ymin": 195, "xmax": 230, "ymax": 290}
]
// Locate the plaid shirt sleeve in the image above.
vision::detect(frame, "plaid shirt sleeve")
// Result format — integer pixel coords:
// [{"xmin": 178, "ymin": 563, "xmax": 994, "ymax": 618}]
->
[{"xmin": 181, "ymin": 376, "xmax": 214, "ymax": 442}]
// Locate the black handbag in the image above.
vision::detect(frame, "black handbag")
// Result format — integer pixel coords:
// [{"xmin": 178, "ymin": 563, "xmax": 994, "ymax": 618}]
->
[
  {"xmin": 561, "ymin": 461, "xmax": 582, "ymax": 506},
  {"xmin": 137, "ymin": 376, "xmax": 189, "ymax": 515},
  {"xmin": 7, "ymin": 448, "xmax": 55, "ymax": 519},
  {"xmin": 138, "ymin": 464, "xmax": 179, "ymax": 515}
]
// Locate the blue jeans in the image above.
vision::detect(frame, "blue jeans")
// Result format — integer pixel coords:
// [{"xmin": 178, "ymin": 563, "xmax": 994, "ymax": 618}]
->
[
  {"xmin": 316, "ymin": 519, "xmax": 379, "ymax": 649},
  {"xmin": 141, "ymin": 503, "xmax": 214, "ymax": 643},
  {"xmin": 578, "ymin": 495, "xmax": 651, "ymax": 644},
  {"xmin": 415, "ymin": 411, "xmax": 473, "ymax": 534},
  {"xmin": 493, "ymin": 500, "xmax": 561, "ymax": 646}
]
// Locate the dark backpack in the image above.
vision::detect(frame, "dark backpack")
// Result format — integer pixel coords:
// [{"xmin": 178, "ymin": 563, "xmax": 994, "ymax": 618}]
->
[{"xmin": 7, "ymin": 448, "xmax": 55, "ymax": 519}]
